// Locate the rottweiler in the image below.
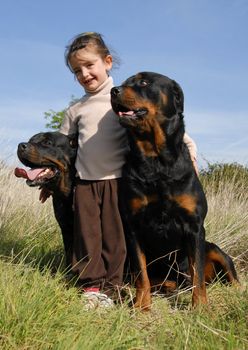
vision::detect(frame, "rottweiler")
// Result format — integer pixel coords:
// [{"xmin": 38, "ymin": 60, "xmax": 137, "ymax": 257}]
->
[
  {"xmin": 15, "ymin": 131, "xmax": 77, "ymax": 268},
  {"xmin": 111, "ymin": 72, "xmax": 238, "ymax": 310}
]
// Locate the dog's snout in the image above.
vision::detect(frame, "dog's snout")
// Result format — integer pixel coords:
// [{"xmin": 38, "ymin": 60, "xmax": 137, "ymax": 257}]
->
[
  {"xmin": 111, "ymin": 86, "xmax": 121, "ymax": 97},
  {"xmin": 18, "ymin": 143, "xmax": 28, "ymax": 152}
]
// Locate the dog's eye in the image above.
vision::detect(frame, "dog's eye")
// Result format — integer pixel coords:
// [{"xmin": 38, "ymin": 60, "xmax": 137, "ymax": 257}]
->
[
  {"xmin": 69, "ymin": 139, "xmax": 77, "ymax": 149},
  {"xmin": 43, "ymin": 140, "xmax": 53, "ymax": 146},
  {"xmin": 139, "ymin": 80, "xmax": 149, "ymax": 87}
]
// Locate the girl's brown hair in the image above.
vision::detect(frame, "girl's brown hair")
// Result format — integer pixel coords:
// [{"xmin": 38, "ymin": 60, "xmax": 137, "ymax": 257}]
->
[{"xmin": 65, "ymin": 32, "xmax": 120, "ymax": 72}]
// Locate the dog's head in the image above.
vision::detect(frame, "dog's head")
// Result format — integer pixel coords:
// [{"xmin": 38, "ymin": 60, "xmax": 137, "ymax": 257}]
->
[
  {"xmin": 15, "ymin": 132, "xmax": 77, "ymax": 197},
  {"xmin": 111, "ymin": 72, "xmax": 184, "ymax": 136}
]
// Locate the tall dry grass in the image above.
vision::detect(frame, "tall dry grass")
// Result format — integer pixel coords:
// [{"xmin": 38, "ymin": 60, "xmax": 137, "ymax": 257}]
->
[
  {"xmin": 2, "ymin": 161, "xmax": 247, "ymax": 262},
  {"xmin": 0, "ymin": 161, "xmax": 63, "ymax": 268},
  {"xmin": 0, "ymin": 160, "xmax": 247, "ymax": 349},
  {"xmin": 201, "ymin": 163, "xmax": 248, "ymax": 269}
]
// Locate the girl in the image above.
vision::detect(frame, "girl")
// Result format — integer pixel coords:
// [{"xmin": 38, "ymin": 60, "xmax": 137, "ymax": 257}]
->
[
  {"xmin": 52, "ymin": 32, "xmax": 199, "ymax": 305},
  {"xmin": 60, "ymin": 32, "xmax": 127, "ymax": 305}
]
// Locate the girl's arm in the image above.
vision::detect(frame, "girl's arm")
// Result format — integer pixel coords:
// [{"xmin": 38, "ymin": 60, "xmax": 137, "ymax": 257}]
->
[{"xmin": 183, "ymin": 133, "xmax": 199, "ymax": 176}]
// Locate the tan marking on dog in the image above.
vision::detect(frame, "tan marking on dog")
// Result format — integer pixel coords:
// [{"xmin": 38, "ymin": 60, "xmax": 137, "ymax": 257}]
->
[
  {"xmin": 59, "ymin": 173, "xmax": 71, "ymax": 197},
  {"xmin": 160, "ymin": 92, "xmax": 168, "ymax": 106},
  {"xmin": 204, "ymin": 261, "xmax": 215, "ymax": 283},
  {"xmin": 205, "ymin": 250, "xmax": 237, "ymax": 283},
  {"xmin": 134, "ymin": 73, "xmax": 143, "ymax": 80},
  {"xmin": 136, "ymin": 140, "xmax": 158, "ymax": 157},
  {"xmin": 26, "ymin": 147, "xmax": 43, "ymax": 163},
  {"xmin": 136, "ymin": 118, "xmax": 166, "ymax": 157},
  {"xmin": 151, "ymin": 119, "xmax": 166, "ymax": 151},
  {"xmin": 121, "ymin": 87, "xmax": 139, "ymax": 106},
  {"xmin": 188, "ymin": 257, "xmax": 207, "ymax": 307},
  {"xmin": 171, "ymin": 194, "xmax": 197, "ymax": 214},
  {"xmin": 121, "ymin": 88, "xmax": 166, "ymax": 154},
  {"xmin": 42, "ymin": 156, "xmax": 70, "ymax": 196},
  {"xmin": 43, "ymin": 157, "xmax": 67, "ymax": 172},
  {"xmin": 122, "ymin": 88, "xmax": 158, "ymax": 116},
  {"xmin": 130, "ymin": 194, "xmax": 158, "ymax": 214},
  {"xmin": 134, "ymin": 245, "xmax": 151, "ymax": 310}
]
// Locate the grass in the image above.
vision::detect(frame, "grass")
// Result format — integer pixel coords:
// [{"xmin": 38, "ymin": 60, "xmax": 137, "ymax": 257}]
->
[{"xmin": 0, "ymin": 161, "xmax": 247, "ymax": 349}]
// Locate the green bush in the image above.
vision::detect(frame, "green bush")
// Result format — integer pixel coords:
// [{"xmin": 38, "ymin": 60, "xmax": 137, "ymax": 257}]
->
[{"xmin": 200, "ymin": 162, "xmax": 248, "ymax": 192}]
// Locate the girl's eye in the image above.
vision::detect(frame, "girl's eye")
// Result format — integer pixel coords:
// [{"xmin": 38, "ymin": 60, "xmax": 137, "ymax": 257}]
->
[
  {"xmin": 140, "ymin": 80, "xmax": 148, "ymax": 87},
  {"xmin": 74, "ymin": 70, "xmax": 81, "ymax": 76}
]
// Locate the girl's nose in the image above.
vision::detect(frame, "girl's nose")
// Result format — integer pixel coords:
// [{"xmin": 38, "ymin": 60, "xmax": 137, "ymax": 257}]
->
[{"xmin": 80, "ymin": 67, "xmax": 89, "ymax": 78}]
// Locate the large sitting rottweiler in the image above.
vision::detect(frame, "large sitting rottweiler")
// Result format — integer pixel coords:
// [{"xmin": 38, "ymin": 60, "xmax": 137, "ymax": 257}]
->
[
  {"xmin": 15, "ymin": 132, "xmax": 77, "ymax": 268},
  {"xmin": 111, "ymin": 72, "xmax": 238, "ymax": 310}
]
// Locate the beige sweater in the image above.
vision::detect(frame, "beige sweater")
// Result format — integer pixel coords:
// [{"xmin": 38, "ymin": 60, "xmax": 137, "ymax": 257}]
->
[
  {"xmin": 60, "ymin": 76, "xmax": 197, "ymax": 180},
  {"xmin": 60, "ymin": 77, "xmax": 127, "ymax": 180}
]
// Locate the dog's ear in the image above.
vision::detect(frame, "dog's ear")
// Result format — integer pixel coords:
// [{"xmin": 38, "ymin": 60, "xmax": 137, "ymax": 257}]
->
[
  {"xmin": 67, "ymin": 133, "xmax": 78, "ymax": 149},
  {"xmin": 172, "ymin": 80, "xmax": 184, "ymax": 116},
  {"xmin": 166, "ymin": 80, "xmax": 185, "ymax": 139}
]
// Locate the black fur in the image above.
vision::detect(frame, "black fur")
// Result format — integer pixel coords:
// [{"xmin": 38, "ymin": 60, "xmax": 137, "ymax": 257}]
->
[
  {"xmin": 111, "ymin": 72, "xmax": 238, "ymax": 310},
  {"xmin": 15, "ymin": 131, "xmax": 77, "ymax": 267}
]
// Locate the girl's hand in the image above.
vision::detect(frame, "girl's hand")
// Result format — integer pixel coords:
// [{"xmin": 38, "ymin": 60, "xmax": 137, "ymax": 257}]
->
[{"xmin": 192, "ymin": 159, "xmax": 199, "ymax": 177}]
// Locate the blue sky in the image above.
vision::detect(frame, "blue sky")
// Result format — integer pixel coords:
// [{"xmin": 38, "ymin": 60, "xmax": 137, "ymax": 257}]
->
[{"xmin": 1, "ymin": 0, "xmax": 247, "ymax": 168}]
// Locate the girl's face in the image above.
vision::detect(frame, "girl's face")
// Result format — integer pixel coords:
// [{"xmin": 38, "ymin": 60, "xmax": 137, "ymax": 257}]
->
[{"xmin": 69, "ymin": 44, "xmax": 113, "ymax": 92}]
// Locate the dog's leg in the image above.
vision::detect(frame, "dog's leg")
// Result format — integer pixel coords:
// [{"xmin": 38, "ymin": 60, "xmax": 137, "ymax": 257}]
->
[
  {"xmin": 53, "ymin": 195, "xmax": 74, "ymax": 269},
  {"xmin": 187, "ymin": 226, "xmax": 207, "ymax": 307},
  {"xmin": 134, "ymin": 244, "xmax": 151, "ymax": 311}
]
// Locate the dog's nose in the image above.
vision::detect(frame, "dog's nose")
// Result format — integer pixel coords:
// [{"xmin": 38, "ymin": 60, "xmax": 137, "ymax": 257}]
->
[
  {"xmin": 18, "ymin": 143, "xmax": 28, "ymax": 151},
  {"xmin": 111, "ymin": 86, "xmax": 121, "ymax": 96}
]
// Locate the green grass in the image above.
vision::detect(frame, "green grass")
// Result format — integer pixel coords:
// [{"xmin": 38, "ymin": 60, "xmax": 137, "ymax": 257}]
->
[{"xmin": 0, "ymin": 162, "xmax": 247, "ymax": 349}]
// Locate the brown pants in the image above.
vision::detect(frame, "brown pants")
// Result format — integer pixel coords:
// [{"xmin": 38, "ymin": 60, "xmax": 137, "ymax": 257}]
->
[{"xmin": 72, "ymin": 178, "xmax": 126, "ymax": 291}]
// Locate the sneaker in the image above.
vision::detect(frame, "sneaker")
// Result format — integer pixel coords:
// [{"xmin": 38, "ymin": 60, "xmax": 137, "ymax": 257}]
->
[
  {"xmin": 83, "ymin": 291, "xmax": 114, "ymax": 310},
  {"xmin": 83, "ymin": 287, "xmax": 100, "ymax": 293}
]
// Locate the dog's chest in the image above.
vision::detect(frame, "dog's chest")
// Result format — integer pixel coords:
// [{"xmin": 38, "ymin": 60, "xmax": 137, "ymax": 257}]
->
[{"xmin": 123, "ymin": 161, "xmax": 195, "ymax": 244}]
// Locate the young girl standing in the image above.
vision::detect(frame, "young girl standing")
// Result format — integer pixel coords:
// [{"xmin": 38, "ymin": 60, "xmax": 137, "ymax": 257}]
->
[
  {"xmin": 58, "ymin": 32, "xmax": 198, "ymax": 305},
  {"xmin": 60, "ymin": 33, "xmax": 127, "ymax": 303}
]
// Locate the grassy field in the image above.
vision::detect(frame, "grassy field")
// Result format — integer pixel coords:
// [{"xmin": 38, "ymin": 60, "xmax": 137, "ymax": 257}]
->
[{"xmin": 0, "ymin": 162, "xmax": 247, "ymax": 349}]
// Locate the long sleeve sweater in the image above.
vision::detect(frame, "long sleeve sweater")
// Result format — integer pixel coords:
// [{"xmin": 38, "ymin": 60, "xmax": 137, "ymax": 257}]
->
[{"xmin": 60, "ymin": 77, "xmax": 128, "ymax": 180}]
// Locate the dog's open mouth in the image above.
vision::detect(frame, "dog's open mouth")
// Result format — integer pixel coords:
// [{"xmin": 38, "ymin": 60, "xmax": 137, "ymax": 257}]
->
[
  {"xmin": 14, "ymin": 166, "xmax": 59, "ymax": 186},
  {"xmin": 116, "ymin": 105, "xmax": 147, "ymax": 119}
]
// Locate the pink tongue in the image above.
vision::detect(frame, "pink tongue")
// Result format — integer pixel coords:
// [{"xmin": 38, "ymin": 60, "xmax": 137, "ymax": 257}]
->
[
  {"xmin": 118, "ymin": 111, "xmax": 135, "ymax": 117},
  {"xmin": 14, "ymin": 167, "xmax": 45, "ymax": 181}
]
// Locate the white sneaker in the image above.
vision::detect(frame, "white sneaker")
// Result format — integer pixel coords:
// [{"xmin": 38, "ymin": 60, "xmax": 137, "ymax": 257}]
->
[{"xmin": 83, "ymin": 291, "xmax": 114, "ymax": 310}]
